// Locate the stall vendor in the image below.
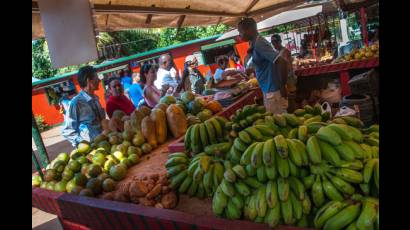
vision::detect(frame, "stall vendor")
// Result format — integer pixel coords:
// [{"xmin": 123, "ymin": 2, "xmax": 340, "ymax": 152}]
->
[
  {"xmin": 213, "ymin": 55, "xmax": 244, "ymax": 84},
  {"xmin": 105, "ymin": 77, "xmax": 136, "ymax": 118},
  {"xmin": 238, "ymin": 18, "xmax": 288, "ymax": 114}
]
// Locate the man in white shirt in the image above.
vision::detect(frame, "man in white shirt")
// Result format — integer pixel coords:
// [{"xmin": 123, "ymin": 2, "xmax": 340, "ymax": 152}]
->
[{"xmin": 155, "ymin": 54, "xmax": 179, "ymax": 94}]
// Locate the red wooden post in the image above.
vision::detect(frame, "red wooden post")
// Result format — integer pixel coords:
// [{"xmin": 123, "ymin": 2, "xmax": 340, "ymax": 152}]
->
[
  {"xmin": 340, "ymin": 70, "xmax": 351, "ymax": 96},
  {"xmin": 360, "ymin": 7, "xmax": 368, "ymax": 46}
]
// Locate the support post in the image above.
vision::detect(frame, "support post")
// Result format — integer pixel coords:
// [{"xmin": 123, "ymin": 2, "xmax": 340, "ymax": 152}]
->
[
  {"xmin": 340, "ymin": 71, "xmax": 351, "ymax": 96},
  {"xmin": 360, "ymin": 7, "xmax": 368, "ymax": 46},
  {"xmin": 32, "ymin": 149, "xmax": 44, "ymax": 180},
  {"xmin": 32, "ymin": 111, "xmax": 49, "ymax": 168}
]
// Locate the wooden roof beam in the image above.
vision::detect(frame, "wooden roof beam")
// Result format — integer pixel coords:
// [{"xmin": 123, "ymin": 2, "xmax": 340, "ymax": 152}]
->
[{"xmin": 245, "ymin": 0, "xmax": 260, "ymax": 14}]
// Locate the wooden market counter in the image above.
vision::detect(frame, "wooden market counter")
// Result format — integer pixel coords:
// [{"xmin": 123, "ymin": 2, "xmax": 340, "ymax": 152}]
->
[{"xmin": 294, "ymin": 58, "xmax": 379, "ymax": 96}]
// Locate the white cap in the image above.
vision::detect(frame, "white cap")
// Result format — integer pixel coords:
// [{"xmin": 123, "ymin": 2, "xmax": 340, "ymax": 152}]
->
[{"xmin": 185, "ymin": 55, "xmax": 196, "ymax": 63}]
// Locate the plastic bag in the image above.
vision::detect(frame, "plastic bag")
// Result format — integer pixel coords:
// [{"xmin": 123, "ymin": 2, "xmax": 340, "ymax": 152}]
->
[
  {"xmin": 334, "ymin": 106, "xmax": 356, "ymax": 117},
  {"xmin": 321, "ymin": 102, "xmax": 332, "ymax": 118}
]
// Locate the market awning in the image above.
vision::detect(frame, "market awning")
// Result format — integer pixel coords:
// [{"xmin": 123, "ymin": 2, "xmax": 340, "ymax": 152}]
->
[
  {"xmin": 216, "ymin": 4, "xmax": 323, "ymax": 41},
  {"xmin": 32, "ymin": 0, "xmax": 308, "ymax": 40},
  {"xmin": 200, "ymin": 39, "xmax": 236, "ymax": 51}
]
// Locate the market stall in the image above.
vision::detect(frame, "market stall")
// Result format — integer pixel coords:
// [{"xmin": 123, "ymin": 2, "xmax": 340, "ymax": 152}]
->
[{"xmin": 32, "ymin": 1, "xmax": 379, "ymax": 230}]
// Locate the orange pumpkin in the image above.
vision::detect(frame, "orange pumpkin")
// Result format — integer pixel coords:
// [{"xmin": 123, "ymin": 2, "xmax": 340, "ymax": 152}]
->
[{"xmin": 205, "ymin": 100, "xmax": 223, "ymax": 114}]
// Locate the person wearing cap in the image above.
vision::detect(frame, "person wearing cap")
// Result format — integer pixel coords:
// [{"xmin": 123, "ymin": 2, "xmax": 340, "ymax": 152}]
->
[
  {"xmin": 62, "ymin": 65, "xmax": 106, "ymax": 147},
  {"xmin": 155, "ymin": 54, "xmax": 180, "ymax": 95},
  {"xmin": 238, "ymin": 18, "xmax": 289, "ymax": 114},
  {"xmin": 176, "ymin": 55, "xmax": 205, "ymax": 94}
]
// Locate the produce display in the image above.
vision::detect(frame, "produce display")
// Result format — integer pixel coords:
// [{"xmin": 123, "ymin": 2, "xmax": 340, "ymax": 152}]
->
[
  {"xmin": 32, "ymin": 92, "xmax": 223, "ymax": 208},
  {"xmin": 166, "ymin": 103, "xmax": 379, "ymax": 229},
  {"xmin": 333, "ymin": 42, "xmax": 379, "ymax": 64}
]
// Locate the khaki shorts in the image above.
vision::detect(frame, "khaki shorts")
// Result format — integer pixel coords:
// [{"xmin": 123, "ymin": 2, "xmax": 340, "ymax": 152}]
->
[{"xmin": 263, "ymin": 91, "xmax": 288, "ymax": 114}]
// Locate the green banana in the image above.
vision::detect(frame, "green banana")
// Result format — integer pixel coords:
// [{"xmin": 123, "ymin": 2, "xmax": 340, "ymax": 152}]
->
[
  {"xmin": 289, "ymin": 176, "xmax": 305, "ymax": 200},
  {"xmin": 170, "ymin": 170, "xmax": 188, "ymax": 189},
  {"xmin": 290, "ymin": 191, "xmax": 303, "ymax": 220},
  {"xmin": 247, "ymin": 194, "xmax": 258, "ymax": 221},
  {"xmin": 304, "ymin": 115, "xmax": 322, "ymax": 125},
  {"xmin": 254, "ymin": 124, "xmax": 276, "ymax": 136},
  {"xmin": 229, "ymin": 147, "xmax": 242, "ymax": 164},
  {"xmin": 298, "ymin": 125, "xmax": 308, "ymax": 142},
  {"xmin": 232, "ymin": 165, "xmax": 247, "ymax": 179},
  {"xmin": 256, "ymin": 186, "xmax": 267, "ymax": 217},
  {"xmin": 276, "ymin": 153, "xmax": 290, "ymax": 178},
  {"xmin": 334, "ymin": 143, "xmax": 356, "ymax": 161},
  {"xmin": 371, "ymin": 146, "xmax": 379, "ymax": 158},
  {"xmin": 231, "ymin": 193, "xmax": 245, "ymax": 209},
  {"xmin": 303, "ymin": 175, "xmax": 315, "ymax": 189},
  {"xmin": 225, "ymin": 198, "xmax": 241, "ymax": 220},
  {"xmin": 326, "ymin": 173, "xmax": 355, "ymax": 195},
  {"xmin": 322, "ymin": 175, "xmax": 344, "ymax": 201},
  {"xmin": 374, "ymin": 160, "xmax": 379, "ymax": 189},
  {"xmin": 204, "ymin": 120, "xmax": 217, "ymax": 144},
  {"xmin": 294, "ymin": 108, "xmax": 306, "ymax": 116},
  {"xmin": 224, "ymin": 168, "xmax": 237, "ymax": 183},
  {"xmin": 223, "ymin": 160, "xmax": 232, "ymax": 171},
  {"xmin": 306, "ymin": 121, "xmax": 327, "ymax": 133},
  {"xmin": 266, "ymin": 180, "xmax": 279, "ymax": 208},
  {"xmin": 302, "ymin": 193, "xmax": 312, "ymax": 214},
  {"xmin": 277, "ymin": 177, "xmax": 290, "ymax": 202},
  {"xmin": 210, "ymin": 118, "xmax": 223, "ymax": 140},
  {"xmin": 341, "ymin": 116, "xmax": 364, "ymax": 128},
  {"xmin": 274, "ymin": 135, "xmax": 288, "ymax": 158},
  {"xmin": 212, "ymin": 187, "xmax": 228, "ymax": 216},
  {"xmin": 274, "ymin": 114, "xmax": 287, "ymax": 127},
  {"xmin": 245, "ymin": 164, "xmax": 257, "ymax": 177},
  {"xmin": 243, "ymin": 177, "xmax": 263, "ymax": 189},
  {"xmin": 307, "ymin": 136, "xmax": 322, "ymax": 164},
  {"xmin": 264, "ymin": 204, "xmax": 281, "ymax": 227},
  {"xmin": 364, "ymin": 158, "xmax": 378, "ymax": 183},
  {"xmin": 345, "ymin": 220, "xmax": 358, "ymax": 230},
  {"xmin": 245, "ymin": 126, "xmax": 264, "ymax": 141},
  {"xmin": 348, "ymin": 126, "xmax": 364, "ymax": 143},
  {"xmin": 296, "ymin": 214, "xmax": 309, "ymax": 227},
  {"xmin": 288, "ymin": 128, "xmax": 298, "ymax": 139},
  {"xmin": 314, "ymin": 201, "xmax": 349, "ymax": 229},
  {"xmin": 281, "ymin": 198, "xmax": 294, "ymax": 225},
  {"xmin": 167, "ymin": 164, "xmax": 187, "ymax": 177},
  {"xmin": 359, "ymin": 183, "xmax": 370, "ymax": 195},
  {"xmin": 318, "ymin": 140, "xmax": 342, "ymax": 166},
  {"xmin": 203, "ymin": 164, "xmax": 214, "ymax": 194},
  {"xmin": 332, "ymin": 117, "xmax": 347, "ymax": 125},
  {"xmin": 283, "ymin": 113, "xmax": 300, "ymax": 127},
  {"xmin": 316, "ymin": 126, "xmax": 342, "ymax": 146},
  {"xmin": 199, "ymin": 123, "xmax": 209, "ymax": 148},
  {"xmin": 240, "ymin": 142, "xmax": 257, "ymax": 165},
  {"xmin": 165, "ymin": 157, "xmax": 188, "ymax": 168},
  {"xmin": 256, "ymin": 165, "xmax": 268, "ymax": 183},
  {"xmin": 168, "ymin": 152, "xmax": 188, "ymax": 159},
  {"xmin": 327, "ymin": 124, "xmax": 354, "ymax": 141},
  {"xmin": 190, "ymin": 124, "xmax": 201, "ymax": 154},
  {"xmin": 188, "ymin": 160, "xmax": 200, "ymax": 176},
  {"xmin": 344, "ymin": 141, "xmax": 365, "ymax": 159},
  {"xmin": 187, "ymin": 180, "xmax": 198, "ymax": 197},
  {"xmin": 213, "ymin": 162, "xmax": 224, "ymax": 188},
  {"xmin": 220, "ymin": 179, "xmax": 235, "ymax": 197},
  {"xmin": 293, "ymin": 139, "xmax": 309, "ymax": 166},
  {"xmin": 179, "ymin": 176, "xmax": 193, "ymax": 193},
  {"xmin": 234, "ymin": 180, "xmax": 251, "ymax": 196},
  {"xmin": 251, "ymin": 142, "xmax": 263, "ymax": 168},
  {"xmin": 287, "ymin": 139, "xmax": 303, "ymax": 167},
  {"xmin": 312, "ymin": 175, "xmax": 325, "ymax": 207},
  {"xmin": 262, "ymin": 139, "xmax": 275, "ymax": 166},
  {"xmin": 238, "ymin": 130, "xmax": 252, "ymax": 145},
  {"xmin": 193, "ymin": 165, "xmax": 204, "ymax": 182},
  {"xmin": 331, "ymin": 168, "xmax": 363, "ymax": 184},
  {"xmin": 234, "ymin": 138, "xmax": 249, "ymax": 152},
  {"xmin": 288, "ymin": 157, "xmax": 299, "ymax": 177},
  {"xmin": 304, "ymin": 104, "xmax": 314, "ymax": 114},
  {"xmin": 199, "ymin": 155, "xmax": 212, "ymax": 172},
  {"xmin": 184, "ymin": 125, "xmax": 193, "ymax": 151},
  {"xmin": 323, "ymin": 203, "xmax": 361, "ymax": 230},
  {"xmin": 265, "ymin": 165, "xmax": 277, "ymax": 180}
]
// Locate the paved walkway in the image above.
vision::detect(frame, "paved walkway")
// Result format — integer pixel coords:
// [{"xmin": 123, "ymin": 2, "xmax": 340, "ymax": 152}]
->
[{"xmin": 32, "ymin": 125, "xmax": 70, "ymax": 230}]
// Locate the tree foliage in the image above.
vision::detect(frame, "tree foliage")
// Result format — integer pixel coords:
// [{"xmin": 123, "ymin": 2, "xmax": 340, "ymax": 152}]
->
[{"xmin": 32, "ymin": 24, "xmax": 231, "ymax": 79}]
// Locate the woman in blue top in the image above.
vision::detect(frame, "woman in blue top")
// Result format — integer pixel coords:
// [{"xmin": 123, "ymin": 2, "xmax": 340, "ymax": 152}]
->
[{"xmin": 126, "ymin": 73, "xmax": 144, "ymax": 108}]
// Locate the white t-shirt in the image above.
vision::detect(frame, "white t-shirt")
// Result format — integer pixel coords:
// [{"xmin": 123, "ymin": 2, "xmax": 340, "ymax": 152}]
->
[{"xmin": 155, "ymin": 67, "xmax": 178, "ymax": 90}]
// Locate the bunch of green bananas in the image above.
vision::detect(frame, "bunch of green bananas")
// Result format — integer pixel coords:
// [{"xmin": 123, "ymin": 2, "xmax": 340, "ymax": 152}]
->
[
  {"xmin": 314, "ymin": 196, "xmax": 379, "ymax": 230},
  {"xmin": 167, "ymin": 152, "xmax": 225, "ymax": 198},
  {"xmin": 184, "ymin": 116, "xmax": 229, "ymax": 155},
  {"xmin": 293, "ymin": 104, "xmax": 331, "ymax": 123},
  {"xmin": 228, "ymin": 104, "xmax": 269, "ymax": 133}
]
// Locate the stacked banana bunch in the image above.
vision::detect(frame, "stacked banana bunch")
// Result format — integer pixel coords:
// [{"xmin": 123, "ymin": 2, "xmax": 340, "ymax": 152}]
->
[
  {"xmin": 166, "ymin": 152, "xmax": 226, "ymax": 198},
  {"xmin": 314, "ymin": 195, "xmax": 379, "ymax": 230}
]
